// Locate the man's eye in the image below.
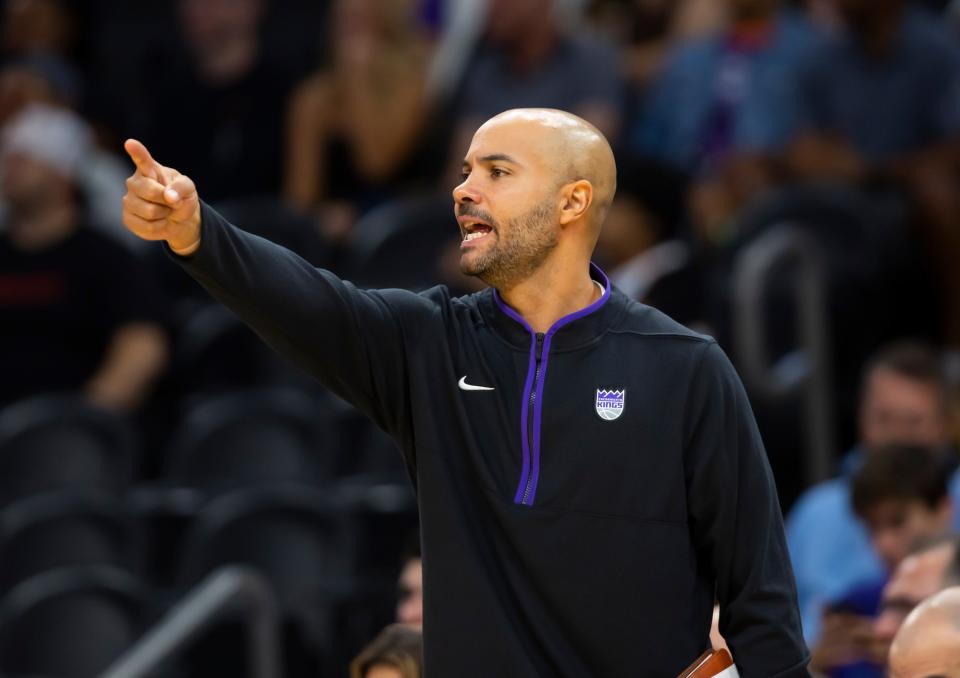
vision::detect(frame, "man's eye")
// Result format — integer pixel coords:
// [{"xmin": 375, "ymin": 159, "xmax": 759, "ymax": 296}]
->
[
  {"xmin": 460, "ymin": 170, "xmax": 470, "ymax": 181},
  {"xmin": 491, "ymin": 168, "xmax": 506, "ymax": 178}
]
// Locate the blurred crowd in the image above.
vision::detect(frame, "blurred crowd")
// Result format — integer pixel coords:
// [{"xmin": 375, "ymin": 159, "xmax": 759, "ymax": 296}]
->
[{"xmin": 2, "ymin": 0, "xmax": 960, "ymax": 675}]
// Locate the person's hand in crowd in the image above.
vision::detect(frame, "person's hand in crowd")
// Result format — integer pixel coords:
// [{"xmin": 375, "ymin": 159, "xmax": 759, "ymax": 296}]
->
[
  {"xmin": 809, "ymin": 611, "xmax": 878, "ymax": 672},
  {"xmin": 122, "ymin": 139, "xmax": 201, "ymax": 255},
  {"xmin": 785, "ymin": 133, "xmax": 866, "ymax": 183}
]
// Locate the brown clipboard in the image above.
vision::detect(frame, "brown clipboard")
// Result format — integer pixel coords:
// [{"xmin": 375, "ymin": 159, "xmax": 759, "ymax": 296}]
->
[{"xmin": 677, "ymin": 649, "xmax": 736, "ymax": 678}]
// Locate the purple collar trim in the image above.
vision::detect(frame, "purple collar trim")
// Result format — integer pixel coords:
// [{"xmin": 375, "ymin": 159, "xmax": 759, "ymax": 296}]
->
[
  {"xmin": 492, "ymin": 263, "xmax": 611, "ymax": 332},
  {"xmin": 492, "ymin": 263, "xmax": 611, "ymax": 505}
]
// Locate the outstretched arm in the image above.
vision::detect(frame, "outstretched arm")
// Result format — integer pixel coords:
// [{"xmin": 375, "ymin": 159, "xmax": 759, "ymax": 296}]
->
[{"xmin": 121, "ymin": 139, "xmax": 424, "ymax": 435}]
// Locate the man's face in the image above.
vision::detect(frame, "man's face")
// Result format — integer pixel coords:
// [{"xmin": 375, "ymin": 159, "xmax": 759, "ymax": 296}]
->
[
  {"xmin": 179, "ymin": 0, "xmax": 263, "ymax": 50},
  {"xmin": 860, "ymin": 368, "xmax": 947, "ymax": 450},
  {"xmin": 396, "ymin": 557, "xmax": 422, "ymax": 627},
  {"xmin": 862, "ymin": 499, "xmax": 951, "ymax": 570},
  {"xmin": 874, "ymin": 544, "xmax": 956, "ymax": 651},
  {"xmin": 453, "ymin": 120, "xmax": 561, "ymax": 290},
  {"xmin": 726, "ymin": 0, "xmax": 779, "ymax": 21},
  {"xmin": 486, "ymin": 0, "xmax": 552, "ymax": 44},
  {"xmin": 0, "ymin": 150, "xmax": 61, "ymax": 212}
]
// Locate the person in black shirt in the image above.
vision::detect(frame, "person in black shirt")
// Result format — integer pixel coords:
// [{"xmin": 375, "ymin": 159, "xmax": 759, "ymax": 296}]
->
[
  {"xmin": 120, "ymin": 109, "xmax": 809, "ymax": 677},
  {"xmin": 0, "ymin": 104, "xmax": 168, "ymax": 410}
]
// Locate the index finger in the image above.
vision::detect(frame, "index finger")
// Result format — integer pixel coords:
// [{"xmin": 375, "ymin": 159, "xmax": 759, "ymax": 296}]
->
[{"xmin": 124, "ymin": 138, "xmax": 162, "ymax": 181}]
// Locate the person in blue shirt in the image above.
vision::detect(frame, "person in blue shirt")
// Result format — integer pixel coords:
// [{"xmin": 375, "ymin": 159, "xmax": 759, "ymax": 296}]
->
[
  {"xmin": 808, "ymin": 444, "xmax": 955, "ymax": 677},
  {"xmin": 787, "ymin": 342, "xmax": 954, "ymax": 645},
  {"xmin": 635, "ymin": 0, "xmax": 818, "ymax": 175}
]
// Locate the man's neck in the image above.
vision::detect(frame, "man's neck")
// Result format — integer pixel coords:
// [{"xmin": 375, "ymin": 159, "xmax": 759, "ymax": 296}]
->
[
  {"xmin": 8, "ymin": 203, "xmax": 78, "ymax": 252},
  {"xmin": 497, "ymin": 261, "xmax": 602, "ymax": 334}
]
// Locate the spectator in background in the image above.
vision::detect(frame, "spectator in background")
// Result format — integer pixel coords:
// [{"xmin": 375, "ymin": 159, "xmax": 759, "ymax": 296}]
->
[
  {"xmin": 1, "ymin": 0, "xmax": 75, "ymax": 60},
  {"xmin": 787, "ymin": 0, "xmax": 960, "ymax": 181},
  {"xmin": 874, "ymin": 538, "xmax": 960, "ymax": 670},
  {"xmin": 0, "ymin": 104, "xmax": 168, "ymax": 410},
  {"xmin": 593, "ymin": 158, "xmax": 707, "ymax": 330},
  {"xmin": 449, "ymin": 0, "xmax": 623, "ymax": 166},
  {"xmin": 396, "ymin": 538, "xmax": 423, "ymax": 627},
  {"xmin": 785, "ymin": 0, "xmax": 960, "ymax": 343},
  {"xmin": 787, "ymin": 342, "xmax": 955, "ymax": 644},
  {"xmin": 139, "ymin": 0, "xmax": 298, "ymax": 202},
  {"xmin": 284, "ymin": 0, "xmax": 431, "ymax": 241},
  {"xmin": 635, "ymin": 0, "xmax": 817, "ymax": 242},
  {"xmin": 350, "ymin": 624, "xmax": 422, "ymax": 678},
  {"xmin": 586, "ymin": 0, "xmax": 725, "ymax": 97},
  {"xmin": 808, "ymin": 445, "xmax": 954, "ymax": 676},
  {"xmin": 889, "ymin": 587, "xmax": 960, "ymax": 678},
  {"xmin": 637, "ymin": 0, "xmax": 813, "ymax": 172}
]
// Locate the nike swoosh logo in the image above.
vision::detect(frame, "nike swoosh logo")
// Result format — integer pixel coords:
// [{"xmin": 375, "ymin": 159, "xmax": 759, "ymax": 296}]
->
[{"xmin": 458, "ymin": 376, "xmax": 495, "ymax": 392}]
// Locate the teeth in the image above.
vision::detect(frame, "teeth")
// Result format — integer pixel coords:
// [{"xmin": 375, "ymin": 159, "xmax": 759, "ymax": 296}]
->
[{"xmin": 464, "ymin": 231, "xmax": 487, "ymax": 241}]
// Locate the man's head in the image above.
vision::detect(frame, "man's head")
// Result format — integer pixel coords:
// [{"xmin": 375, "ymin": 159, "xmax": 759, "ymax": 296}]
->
[
  {"xmin": 0, "ymin": 102, "xmax": 88, "ymax": 216},
  {"xmin": 485, "ymin": 0, "xmax": 555, "ymax": 46},
  {"xmin": 890, "ymin": 587, "xmax": 960, "ymax": 678},
  {"xmin": 852, "ymin": 445, "xmax": 954, "ymax": 570},
  {"xmin": 859, "ymin": 343, "xmax": 949, "ymax": 450},
  {"xmin": 874, "ymin": 539, "xmax": 959, "ymax": 651},
  {"xmin": 178, "ymin": 0, "xmax": 264, "ymax": 59},
  {"xmin": 453, "ymin": 108, "xmax": 616, "ymax": 291},
  {"xmin": 726, "ymin": 0, "xmax": 780, "ymax": 22}
]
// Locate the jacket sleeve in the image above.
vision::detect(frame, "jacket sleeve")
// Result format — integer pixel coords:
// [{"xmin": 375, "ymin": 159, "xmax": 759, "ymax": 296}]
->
[
  {"xmin": 683, "ymin": 341, "xmax": 811, "ymax": 678},
  {"xmin": 170, "ymin": 202, "xmax": 423, "ymax": 439}
]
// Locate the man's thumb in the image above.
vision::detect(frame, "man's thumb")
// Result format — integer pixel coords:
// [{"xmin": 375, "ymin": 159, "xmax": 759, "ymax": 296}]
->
[{"xmin": 163, "ymin": 175, "xmax": 195, "ymax": 207}]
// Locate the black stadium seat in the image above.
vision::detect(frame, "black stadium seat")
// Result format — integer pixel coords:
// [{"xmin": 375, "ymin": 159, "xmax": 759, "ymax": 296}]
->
[
  {"xmin": 163, "ymin": 389, "xmax": 336, "ymax": 492},
  {"xmin": 175, "ymin": 486, "xmax": 354, "ymax": 676},
  {"xmin": 176, "ymin": 486, "xmax": 353, "ymax": 608},
  {"xmin": 0, "ymin": 493, "xmax": 141, "ymax": 596},
  {"xmin": 0, "ymin": 566, "xmax": 145, "ymax": 678},
  {"xmin": 0, "ymin": 397, "xmax": 138, "ymax": 506}
]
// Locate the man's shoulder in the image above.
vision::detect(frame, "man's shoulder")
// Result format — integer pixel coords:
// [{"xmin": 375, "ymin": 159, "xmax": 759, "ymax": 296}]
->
[{"xmin": 609, "ymin": 289, "xmax": 713, "ymax": 346}]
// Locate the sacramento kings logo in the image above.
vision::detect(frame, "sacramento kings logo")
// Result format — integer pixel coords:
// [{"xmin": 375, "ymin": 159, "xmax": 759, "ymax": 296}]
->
[{"xmin": 595, "ymin": 389, "xmax": 625, "ymax": 421}]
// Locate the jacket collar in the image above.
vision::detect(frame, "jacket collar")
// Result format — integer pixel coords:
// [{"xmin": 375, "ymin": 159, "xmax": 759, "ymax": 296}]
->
[{"xmin": 479, "ymin": 263, "xmax": 623, "ymax": 351}]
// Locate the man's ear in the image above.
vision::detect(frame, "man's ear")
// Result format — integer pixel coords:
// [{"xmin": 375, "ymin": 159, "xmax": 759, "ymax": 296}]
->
[{"xmin": 559, "ymin": 179, "xmax": 593, "ymax": 226}]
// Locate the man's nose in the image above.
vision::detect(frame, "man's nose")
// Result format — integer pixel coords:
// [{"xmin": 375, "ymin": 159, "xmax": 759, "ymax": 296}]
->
[{"xmin": 453, "ymin": 179, "xmax": 480, "ymax": 205}]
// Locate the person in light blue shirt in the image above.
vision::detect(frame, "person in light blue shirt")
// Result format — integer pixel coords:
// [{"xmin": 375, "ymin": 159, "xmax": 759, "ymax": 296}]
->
[
  {"xmin": 786, "ymin": 342, "xmax": 955, "ymax": 644},
  {"xmin": 633, "ymin": 0, "xmax": 819, "ymax": 175}
]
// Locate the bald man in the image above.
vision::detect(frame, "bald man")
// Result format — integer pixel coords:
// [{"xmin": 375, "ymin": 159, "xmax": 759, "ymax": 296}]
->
[
  {"xmin": 121, "ymin": 109, "xmax": 808, "ymax": 677},
  {"xmin": 890, "ymin": 587, "xmax": 960, "ymax": 678}
]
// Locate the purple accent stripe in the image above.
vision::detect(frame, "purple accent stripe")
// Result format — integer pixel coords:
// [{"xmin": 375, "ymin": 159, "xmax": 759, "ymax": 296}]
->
[
  {"xmin": 494, "ymin": 263, "xmax": 612, "ymax": 506},
  {"xmin": 513, "ymin": 337, "xmax": 538, "ymax": 503}
]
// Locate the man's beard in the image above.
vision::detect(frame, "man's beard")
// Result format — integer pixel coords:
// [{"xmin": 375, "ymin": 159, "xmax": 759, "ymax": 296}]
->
[{"xmin": 459, "ymin": 197, "xmax": 558, "ymax": 291}]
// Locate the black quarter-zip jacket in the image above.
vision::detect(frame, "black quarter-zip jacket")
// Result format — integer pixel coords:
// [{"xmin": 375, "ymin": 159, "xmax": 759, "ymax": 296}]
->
[{"xmin": 175, "ymin": 204, "xmax": 810, "ymax": 678}]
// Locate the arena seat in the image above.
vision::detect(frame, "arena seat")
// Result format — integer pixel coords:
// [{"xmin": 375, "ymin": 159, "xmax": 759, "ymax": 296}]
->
[
  {"xmin": 176, "ymin": 486, "xmax": 354, "ymax": 608},
  {"xmin": 347, "ymin": 193, "xmax": 453, "ymax": 290},
  {"xmin": 0, "ymin": 397, "xmax": 138, "ymax": 506},
  {"xmin": 175, "ymin": 486, "xmax": 354, "ymax": 675},
  {"xmin": 0, "ymin": 493, "xmax": 141, "ymax": 597},
  {"xmin": 163, "ymin": 388, "xmax": 337, "ymax": 492},
  {"xmin": 0, "ymin": 566, "xmax": 145, "ymax": 678}
]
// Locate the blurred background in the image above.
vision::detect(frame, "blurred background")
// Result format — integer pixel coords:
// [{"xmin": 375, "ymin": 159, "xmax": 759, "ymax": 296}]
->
[{"xmin": 1, "ymin": 0, "xmax": 960, "ymax": 676}]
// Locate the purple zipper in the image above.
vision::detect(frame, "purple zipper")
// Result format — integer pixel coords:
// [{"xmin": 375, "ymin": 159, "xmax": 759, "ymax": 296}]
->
[{"xmin": 493, "ymin": 264, "xmax": 611, "ymax": 506}]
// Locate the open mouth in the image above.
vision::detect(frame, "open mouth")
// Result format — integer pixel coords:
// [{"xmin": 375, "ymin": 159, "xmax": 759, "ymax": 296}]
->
[{"xmin": 460, "ymin": 219, "xmax": 494, "ymax": 245}]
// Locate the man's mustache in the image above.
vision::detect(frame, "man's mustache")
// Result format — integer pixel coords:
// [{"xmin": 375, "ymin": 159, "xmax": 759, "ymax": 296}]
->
[{"xmin": 456, "ymin": 205, "xmax": 498, "ymax": 230}]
